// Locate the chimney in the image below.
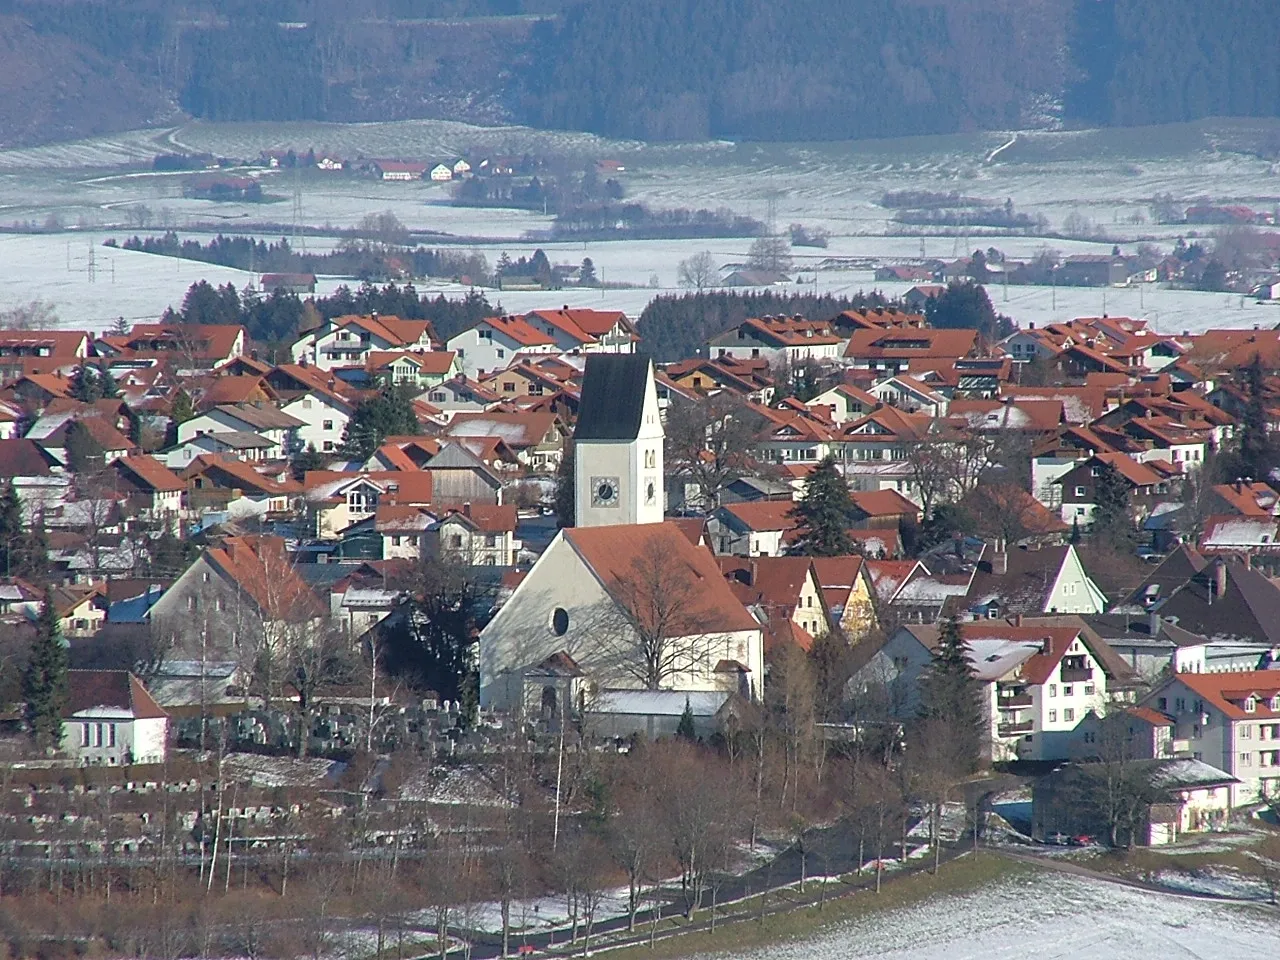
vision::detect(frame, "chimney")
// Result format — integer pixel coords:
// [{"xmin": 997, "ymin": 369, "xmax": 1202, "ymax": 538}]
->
[
  {"xmin": 1041, "ymin": 636, "xmax": 1053, "ymax": 654},
  {"xmin": 749, "ymin": 559, "xmax": 759, "ymax": 586},
  {"xmin": 462, "ymin": 501, "xmax": 472, "ymax": 518},
  {"xmin": 1149, "ymin": 611, "xmax": 1161, "ymax": 637},
  {"xmin": 1014, "ymin": 614, "xmax": 1023, "ymax": 627},
  {"xmin": 1213, "ymin": 560, "xmax": 1227, "ymax": 600},
  {"xmin": 1237, "ymin": 480, "xmax": 1244, "ymax": 493},
  {"xmin": 1028, "ymin": 322, "xmax": 1035, "ymax": 329},
  {"xmin": 990, "ymin": 540, "xmax": 1008, "ymax": 575}
]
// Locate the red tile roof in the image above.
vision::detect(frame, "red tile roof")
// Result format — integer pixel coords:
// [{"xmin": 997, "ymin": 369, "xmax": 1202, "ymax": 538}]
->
[
  {"xmin": 1172, "ymin": 670, "xmax": 1280, "ymax": 721},
  {"xmin": 565, "ymin": 522, "xmax": 761, "ymax": 635},
  {"xmin": 205, "ymin": 535, "xmax": 324, "ymax": 621},
  {"xmin": 114, "ymin": 454, "xmax": 185, "ymax": 493},
  {"xmin": 65, "ymin": 670, "xmax": 168, "ymax": 720}
]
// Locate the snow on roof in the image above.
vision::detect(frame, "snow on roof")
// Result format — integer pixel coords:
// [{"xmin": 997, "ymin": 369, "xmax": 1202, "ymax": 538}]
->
[
  {"xmin": 964, "ymin": 639, "xmax": 1042, "ymax": 682},
  {"xmin": 1150, "ymin": 758, "xmax": 1237, "ymax": 789},
  {"xmin": 590, "ymin": 690, "xmax": 730, "ymax": 717}
]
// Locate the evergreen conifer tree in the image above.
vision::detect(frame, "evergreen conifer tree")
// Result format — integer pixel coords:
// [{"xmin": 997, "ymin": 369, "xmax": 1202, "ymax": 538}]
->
[
  {"xmin": 676, "ymin": 697, "xmax": 697, "ymax": 741},
  {"xmin": 0, "ymin": 483, "xmax": 23, "ymax": 576},
  {"xmin": 69, "ymin": 360, "xmax": 103, "ymax": 402},
  {"xmin": 95, "ymin": 363, "xmax": 119, "ymax": 399},
  {"xmin": 918, "ymin": 616, "xmax": 982, "ymax": 772},
  {"xmin": 1237, "ymin": 354, "xmax": 1275, "ymax": 481},
  {"xmin": 338, "ymin": 385, "xmax": 420, "ymax": 460},
  {"xmin": 553, "ymin": 442, "xmax": 575, "ymax": 528},
  {"xmin": 790, "ymin": 456, "xmax": 855, "ymax": 556},
  {"xmin": 23, "ymin": 590, "xmax": 69, "ymax": 752},
  {"xmin": 1091, "ymin": 461, "xmax": 1132, "ymax": 544}
]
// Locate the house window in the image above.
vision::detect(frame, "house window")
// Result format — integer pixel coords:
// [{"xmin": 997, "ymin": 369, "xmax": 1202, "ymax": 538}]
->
[
  {"xmin": 450, "ymin": 535, "xmax": 463, "ymax": 548},
  {"xmin": 81, "ymin": 723, "xmax": 90, "ymax": 746},
  {"xmin": 1063, "ymin": 708, "xmax": 1075, "ymax": 722},
  {"xmin": 1074, "ymin": 486, "xmax": 1086, "ymax": 497},
  {"xmin": 323, "ymin": 420, "xmax": 334, "ymax": 430},
  {"xmin": 1242, "ymin": 725, "xmax": 1253, "ymax": 739},
  {"xmin": 504, "ymin": 383, "xmax": 516, "ymax": 392},
  {"xmin": 94, "ymin": 723, "xmax": 103, "ymax": 747},
  {"xmin": 1049, "ymin": 710, "xmax": 1057, "ymax": 722},
  {"xmin": 302, "ymin": 398, "xmax": 312, "ymax": 409},
  {"xmin": 496, "ymin": 348, "xmax": 505, "ymax": 359},
  {"xmin": 430, "ymin": 392, "xmax": 446, "ymax": 402},
  {"xmin": 1049, "ymin": 684, "xmax": 1057, "ymax": 698},
  {"xmin": 1247, "ymin": 696, "xmax": 1258, "ymax": 713},
  {"xmin": 187, "ymin": 596, "xmax": 196, "ymax": 612},
  {"xmin": 1084, "ymin": 684, "xmax": 1095, "ymax": 696},
  {"xmin": 1063, "ymin": 685, "xmax": 1073, "ymax": 697},
  {"xmin": 552, "ymin": 608, "xmax": 570, "ymax": 636},
  {"xmin": 323, "ymin": 441, "xmax": 334, "ymax": 451},
  {"xmin": 392, "ymin": 536, "xmax": 403, "ymax": 547},
  {"xmin": 202, "ymin": 572, "xmax": 210, "ymax": 583},
  {"xmin": 485, "ymin": 535, "xmax": 497, "ymax": 548},
  {"xmin": 1241, "ymin": 752, "xmax": 1253, "ymax": 766},
  {"xmin": 215, "ymin": 597, "xmax": 224, "ymax": 613},
  {"xmin": 107, "ymin": 724, "xmax": 116, "ymax": 748}
]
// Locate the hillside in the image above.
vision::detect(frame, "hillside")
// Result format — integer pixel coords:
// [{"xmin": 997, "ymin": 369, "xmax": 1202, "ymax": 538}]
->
[{"xmin": 2, "ymin": 0, "xmax": 1278, "ymax": 150}]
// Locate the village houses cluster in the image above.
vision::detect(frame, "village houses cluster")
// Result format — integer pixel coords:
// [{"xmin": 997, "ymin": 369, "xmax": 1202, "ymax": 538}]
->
[{"xmin": 8, "ymin": 289, "xmax": 1280, "ymax": 845}]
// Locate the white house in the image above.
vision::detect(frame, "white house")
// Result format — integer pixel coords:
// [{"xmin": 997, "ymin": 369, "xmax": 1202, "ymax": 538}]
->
[
  {"xmin": 177, "ymin": 404, "xmax": 305, "ymax": 456},
  {"xmin": 1142, "ymin": 670, "xmax": 1280, "ymax": 806},
  {"xmin": 61, "ymin": 670, "xmax": 169, "ymax": 766},
  {"xmin": 427, "ymin": 503, "xmax": 522, "ymax": 566},
  {"xmin": 430, "ymin": 163, "xmax": 453, "ymax": 182},
  {"xmin": 447, "ymin": 315, "xmax": 558, "ymax": 377},
  {"xmin": 524, "ymin": 308, "xmax": 639, "ymax": 356},
  {"xmin": 266, "ymin": 363, "xmax": 359, "ymax": 455},
  {"xmin": 290, "ymin": 314, "xmax": 437, "ymax": 372},
  {"xmin": 867, "ymin": 376, "xmax": 949, "ymax": 417},
  {"xmin": 854, "ymin": 619, "xmax": 1131, "ymax": 762},
  {"xmin": 707, "ymin": 317, "xmax": 844, "ymax": 366}
]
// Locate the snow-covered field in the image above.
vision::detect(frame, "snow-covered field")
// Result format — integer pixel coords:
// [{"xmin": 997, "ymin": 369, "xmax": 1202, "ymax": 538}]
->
[
  {"xmin": 686, "ymin": 868, "xmax": 1280, "ymax": 960},
  {"xmin": 3, "ymin": 116, "xmax": 1280, "ymax": 332}
]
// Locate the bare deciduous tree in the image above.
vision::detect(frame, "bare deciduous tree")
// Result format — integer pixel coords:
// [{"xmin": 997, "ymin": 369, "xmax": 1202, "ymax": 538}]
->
[
  {"xmin": 597, "ymin": 539, "xmax": 718, "ymax": 690},
  {"xmin": 676, "ymin": 250, "xmax": 718, "ymax": 292},
  {"xmin": 664, "ymin": 393, "xmax": 767, "ymax": 510}
]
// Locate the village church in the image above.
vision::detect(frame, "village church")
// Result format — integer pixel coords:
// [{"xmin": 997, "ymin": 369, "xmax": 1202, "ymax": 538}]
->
[{"xmin": 478, "ymin": 355, "xmax": 766, "ymax": 718}]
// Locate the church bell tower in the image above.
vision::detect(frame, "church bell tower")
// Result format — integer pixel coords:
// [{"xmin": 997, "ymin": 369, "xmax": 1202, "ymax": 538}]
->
[{"xmin": 572, "ymin": 354, "xmax": 664, "ymax": 528}]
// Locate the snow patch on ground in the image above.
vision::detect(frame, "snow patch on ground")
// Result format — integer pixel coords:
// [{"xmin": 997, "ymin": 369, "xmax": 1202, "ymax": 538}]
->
[
  {"xmin": 686, "ymin": 868, "xmax": 1280, "ymax": 960},
  {"xmin": 221, "ymin": 752, "xmax": 342, "ymax": 788}
]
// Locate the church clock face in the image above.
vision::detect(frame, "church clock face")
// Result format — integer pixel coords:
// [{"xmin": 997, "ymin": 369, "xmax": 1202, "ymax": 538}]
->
[{"xmin": 591, "ymin": 476, "xmax": 621, "ymax": 508}]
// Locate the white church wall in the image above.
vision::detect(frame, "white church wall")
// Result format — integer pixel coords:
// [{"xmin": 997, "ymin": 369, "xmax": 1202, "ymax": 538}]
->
[{"xmin": 478, "ymin": 533, "xmax": 764, "ymax": 710}]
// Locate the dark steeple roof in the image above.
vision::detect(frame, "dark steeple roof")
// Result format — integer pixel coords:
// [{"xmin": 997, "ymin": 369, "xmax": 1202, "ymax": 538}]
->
[{"xmin": 573, "ymin": 354, "xmax": 652, "ymax": 442}]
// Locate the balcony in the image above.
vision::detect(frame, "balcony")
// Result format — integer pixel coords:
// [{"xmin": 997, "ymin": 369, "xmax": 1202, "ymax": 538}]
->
[
  {"xmin": 999, "ymin": 693, "xmax": 1033, "ymax": 708},
  {"xmin": 1060, "ymin": 667, "xmax": 1093, "ymax": 683},
  {"xmin": 998, "ymin": 721, "xmax": 1034, "ymax": 737}
]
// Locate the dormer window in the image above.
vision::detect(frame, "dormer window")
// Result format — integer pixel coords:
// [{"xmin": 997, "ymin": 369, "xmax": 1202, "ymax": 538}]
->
[
  {"xmin": 1246, "ymin": 696, "xmax": 1258, "ymax": 713},
  {"xmin": 1271, "ymin": 696, "xmax": 1280, "ymax": 711}
]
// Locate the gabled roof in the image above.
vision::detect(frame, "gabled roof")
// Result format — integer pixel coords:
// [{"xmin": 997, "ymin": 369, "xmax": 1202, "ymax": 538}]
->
[
  {"xmin": 437, "ymin": 503, "xmax": 518, "ymax": 534},
  {"xmin": 718, "ymin": 500, "xmax": 797, "ymax": 533},
  {"xmin": 447, "ymin": 410, "xmax": 562, "ymax": 448},
  {"xmin": 113, "ymin": 454, "xmax": 185, "ymax": 493},
  {"xmin": 1172, "ymin": 670, "xmax": 1280, "ymax": 721},
  {"xmin": 181, "ymin": 455, "xmax": 299, "ymax": 496},
  {"xmin": 204, "ymin": 535, "xmax": 324, "ymax": 621},
  {"xmin": 810, "ymin": 555, "xmax": 867, "ymax": 613},
  {"xmin": 564, "ymin": 522, "xmax": 761, "ymax": 635},
  {"xmin": 211, "ymin": 403, "xmax": 305, "ymax": 431},
  {"xmin": 574, "ymin": 354, "xmax": 653, "ymax": 442},
  {"xmin": 844, "ymin": 327, "xmax": 978, "ymax": 360},
  {"xmin": 473, "ymin": 314, "xmax": 556, "ymax": 347},
  {"xmin": 0, "ymin": 439, "xmax": 60, "ymax": 478},
  {"xmin": 65, "ymin": 670, "xmax": 167, "ymax": 720}
]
